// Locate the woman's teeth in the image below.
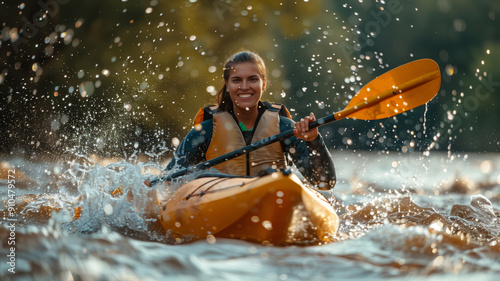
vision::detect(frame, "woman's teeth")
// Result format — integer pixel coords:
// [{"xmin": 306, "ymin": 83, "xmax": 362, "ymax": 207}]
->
[{"xmin": 239, "ymin": 94, "xmax": 252, "ymax": 98}]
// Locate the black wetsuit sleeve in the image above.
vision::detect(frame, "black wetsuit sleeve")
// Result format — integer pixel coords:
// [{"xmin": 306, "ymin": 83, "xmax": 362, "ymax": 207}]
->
[
  {"xmin": 165, "ymin": 120, "xmax": 213, "ymax": 171},
  {"xmin": 279, "ymin": 116, "xmax": 336, "ymax": 190}
]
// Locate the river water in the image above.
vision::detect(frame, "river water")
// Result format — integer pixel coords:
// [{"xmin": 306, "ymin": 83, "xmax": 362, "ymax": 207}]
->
[{"xmin": 1, "ymin": 150, "xmax": 499, "ymax": 281}]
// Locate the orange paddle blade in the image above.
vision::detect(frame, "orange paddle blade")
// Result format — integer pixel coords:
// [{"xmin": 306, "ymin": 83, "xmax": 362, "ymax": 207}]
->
[{"xmin": 342, "ymin": 59, "xmax": 441, "ymax": 120}]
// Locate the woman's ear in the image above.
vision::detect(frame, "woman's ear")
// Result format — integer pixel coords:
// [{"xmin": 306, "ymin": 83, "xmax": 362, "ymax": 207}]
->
[{"xmin": 262, "ymin": 78, "xmax": 267, "ymax": 91}]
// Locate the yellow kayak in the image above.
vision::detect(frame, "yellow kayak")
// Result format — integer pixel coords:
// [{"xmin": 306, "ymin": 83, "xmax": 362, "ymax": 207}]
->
[{"xmin": 158, "ymin": 171, "xmax": 339, "ymax": 245}]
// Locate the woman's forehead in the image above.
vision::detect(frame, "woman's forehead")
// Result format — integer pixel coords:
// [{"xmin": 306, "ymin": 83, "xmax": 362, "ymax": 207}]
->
[{"xmin": 228, "ymin": 62, "xmax": 262, "ymax": 77}]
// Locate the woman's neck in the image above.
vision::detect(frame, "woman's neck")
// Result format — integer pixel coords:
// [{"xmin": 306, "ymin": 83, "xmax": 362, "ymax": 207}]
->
[{"xmin": 233, "ymin": 105, "xmax": 259, "ymax": 129}]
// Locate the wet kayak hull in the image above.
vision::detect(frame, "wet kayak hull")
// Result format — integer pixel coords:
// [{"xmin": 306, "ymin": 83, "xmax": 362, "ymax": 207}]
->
[{"xmin": 158, "ymin": 172, "xmax": 339, "ymax": 245}]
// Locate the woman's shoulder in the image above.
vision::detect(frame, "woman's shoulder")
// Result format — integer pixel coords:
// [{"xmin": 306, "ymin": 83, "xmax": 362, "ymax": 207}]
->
[
  {"xmin": 278, "ymin": 115, "xmax": 295, "ymax": 131},
  {"xmin": 185, "ymin": 117, "xmax": 214, "ymax": 139},
  {"xmin": 193, "ymin": 118, "xmax": 214, "ymax": 132},
  {"xmin": 261, "ymin": 101, "xmax": 291, "ymax": 118},
  {"xmin": 193, "ymin": 105, "xmax": 219, "ymax": 126}
]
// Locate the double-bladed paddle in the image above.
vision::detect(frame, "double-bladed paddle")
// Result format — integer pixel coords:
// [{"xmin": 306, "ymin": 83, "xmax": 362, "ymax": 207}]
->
[{"xmin": 150, "ymin": 59, "xmax": 441, "ymax": 185}]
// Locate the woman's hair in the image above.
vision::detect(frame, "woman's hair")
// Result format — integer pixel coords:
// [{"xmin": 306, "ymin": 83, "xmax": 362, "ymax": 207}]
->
[{"xmin": 216, "ymin": 50, "xmax": 267, "ymax": 111}]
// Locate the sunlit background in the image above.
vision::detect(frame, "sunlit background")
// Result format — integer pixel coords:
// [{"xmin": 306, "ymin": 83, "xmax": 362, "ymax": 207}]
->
[{"xmin": 1, "ymin": 0, "xmax": 499, "ymax": 160}]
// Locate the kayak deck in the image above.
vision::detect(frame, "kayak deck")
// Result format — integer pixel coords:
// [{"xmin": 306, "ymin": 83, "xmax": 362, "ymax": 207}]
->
[{"xmin": 158, "ymin": 171, "xmax": 339, "ymax": 246}]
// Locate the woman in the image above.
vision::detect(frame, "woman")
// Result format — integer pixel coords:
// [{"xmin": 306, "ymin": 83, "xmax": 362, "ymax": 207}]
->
[{"xmin": 165, "ymin": 50, "xmax": 336, "ymax": 190}]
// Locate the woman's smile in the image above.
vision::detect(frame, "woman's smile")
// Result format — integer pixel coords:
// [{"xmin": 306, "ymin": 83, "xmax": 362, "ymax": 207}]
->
[{"xmin": 237, "ymin": 93, "xmax": 253, "ymax": 98}]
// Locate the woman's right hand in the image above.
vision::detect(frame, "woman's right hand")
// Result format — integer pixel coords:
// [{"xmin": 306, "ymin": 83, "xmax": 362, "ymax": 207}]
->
[{"xmin": 293, "ymin": 112, "xmax": 319, "ymax": 141}]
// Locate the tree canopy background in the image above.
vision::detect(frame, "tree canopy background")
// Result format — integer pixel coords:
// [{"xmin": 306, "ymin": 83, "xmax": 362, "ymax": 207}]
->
[{"xmin": 1, "ymin": 0, "xmax": 499, "ymax": 160}]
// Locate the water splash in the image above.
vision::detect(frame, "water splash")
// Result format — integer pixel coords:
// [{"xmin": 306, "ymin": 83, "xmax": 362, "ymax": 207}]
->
[{"xmin": 423, "ymin": 103, "xmax": 428, "ymax": 137}]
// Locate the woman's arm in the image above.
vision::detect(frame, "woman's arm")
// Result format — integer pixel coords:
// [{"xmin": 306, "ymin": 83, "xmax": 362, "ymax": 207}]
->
[
  {"xmin": 280, "ymin": 116, "xmax": 336, "ymax": 190},
  {"xmin": 165, "ymin": 120, "xmax": 213, "ymax": 171}
]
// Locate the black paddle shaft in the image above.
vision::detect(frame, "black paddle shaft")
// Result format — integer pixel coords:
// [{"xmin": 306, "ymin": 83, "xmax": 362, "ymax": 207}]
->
[{"xmin": 151, "ymin": 113, "xmax": 337, "ymax": 185}]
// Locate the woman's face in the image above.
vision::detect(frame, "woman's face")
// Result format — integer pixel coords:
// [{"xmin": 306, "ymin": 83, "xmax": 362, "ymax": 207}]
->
[{"xmin": 226, "ymin": 62, "xmax": 266, "ymax": 113}]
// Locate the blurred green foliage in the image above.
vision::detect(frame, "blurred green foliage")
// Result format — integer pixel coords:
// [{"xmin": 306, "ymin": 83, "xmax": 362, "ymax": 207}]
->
[{"xmin": 1, "ymin": 0, "xmax": 499, "ymax": 159}]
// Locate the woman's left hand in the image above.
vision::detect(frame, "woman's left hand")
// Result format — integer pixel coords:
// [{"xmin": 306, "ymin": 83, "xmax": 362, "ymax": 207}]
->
[{"xmin": 293, "ymin": 112, "xmax": 319, "ymax": 141}]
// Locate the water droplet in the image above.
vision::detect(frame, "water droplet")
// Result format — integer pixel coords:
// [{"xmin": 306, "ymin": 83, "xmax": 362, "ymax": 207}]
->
[
  {"xmin": 480, "ymin": 161, "xmax": 493, "ymax": 174},
  {"xmin": 79, "ymin": 81, "xmax": 94, "ymax": 97},
  {"xmin": 453, "ymin": 18, "xmax": 466, "ymax": 32},
  {"xmin": 206, "ymin": 85, "xmax": 216, "ymax": 96},
  {"xmin": 206, "ymin": 234, "xmax": 216, "ymax": 244},
  {"xmin": 103, "ymin": 204, "xmax": 113, "ymax": 215},
  {"xmin": 171, "ymin": 137, "xmax": 180, "ymax": 147},
  {"xmin": 445, "ymin": 65, "xmax": 455, "ymax": 76},
  {"xmin": 9, "ymin": 28, "xmax": 19, "ymax": 42},
  {"xmin": 77, "ymin": 69, "xmax": 85, "ymax": 79},
  {"xmin": 262, "ymin": 220, "xmax": 273, "ymax": 230},
  {"xmin": 446, "ymin": 111, "xmax": 454, "ymax": 121}
]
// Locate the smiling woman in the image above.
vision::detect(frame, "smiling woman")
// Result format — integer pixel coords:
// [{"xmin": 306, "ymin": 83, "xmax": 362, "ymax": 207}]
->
[{"xmin": 164, "ymin": 50, "xmax": 337, "ymax": 188}]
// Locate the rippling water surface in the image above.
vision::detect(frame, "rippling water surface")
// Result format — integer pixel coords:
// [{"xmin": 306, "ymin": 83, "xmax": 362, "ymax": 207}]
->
[{"xmin": 1, "ymin": 151, "xmax": 499, "ymax": 281}]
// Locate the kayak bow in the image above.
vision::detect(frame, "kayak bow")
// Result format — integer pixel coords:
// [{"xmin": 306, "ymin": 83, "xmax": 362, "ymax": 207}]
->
[{"xmin": 157, "ymin": 171, "xmax": 339, "ymax": 245}]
